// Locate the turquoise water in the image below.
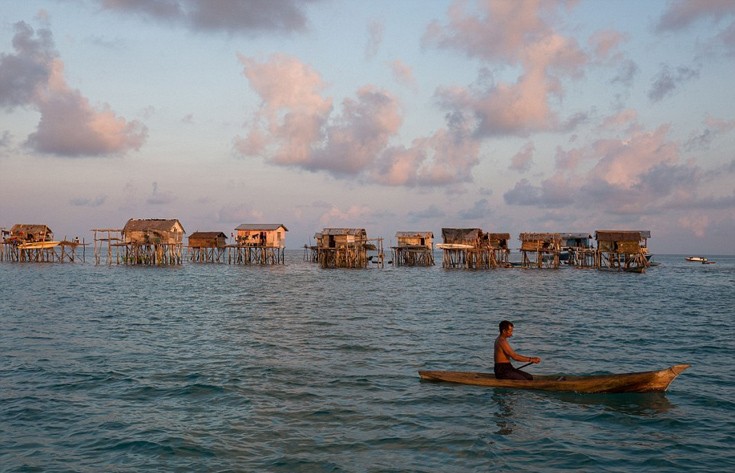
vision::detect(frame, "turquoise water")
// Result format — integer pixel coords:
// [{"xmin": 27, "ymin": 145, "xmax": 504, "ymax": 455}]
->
[{"xmin": 1, "ymin": 254, "xmax": 733, "ymax": 472}]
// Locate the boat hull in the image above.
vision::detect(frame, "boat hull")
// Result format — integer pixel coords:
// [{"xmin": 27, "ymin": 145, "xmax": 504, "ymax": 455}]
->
[{"xmin": 418, "ymin": 364, "xmax": 690, "ymax": 393}]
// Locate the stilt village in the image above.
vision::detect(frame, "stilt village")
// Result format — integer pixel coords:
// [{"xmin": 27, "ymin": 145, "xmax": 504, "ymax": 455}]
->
[{"xmin": 0, "ymin": 219, "xmax": 653, "ymax": 272}]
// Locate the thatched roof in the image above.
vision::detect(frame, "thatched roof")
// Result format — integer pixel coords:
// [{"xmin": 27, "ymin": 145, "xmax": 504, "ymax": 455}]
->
[
  {"xmin": 519, "ymin": 232, "xmax": 561, "ymax": 242},
  {"xmin": 486, "ymin": 233, "xmax": 510, "ymax": 240},
  {"xmin": 10, "ymin": 224, "xmax": 52, "ymax": 235},
  {"xmin": 395, "ymin": 231, "xmax": 433, "ymax": 238},
  {"xmin": 189, "ymin": 232, "xmax": 226, "ymax": 239},
  {"xmin": 123, "ymin": 218, "xmax": 185, "ymax": 234},
  {"xmin": 321, "ymin": 228, "xmax": 367, "ymax": 237},
  {"xmin": 442, "ymin": 228, "xmax": 483, "ymax": 242},
  {"xmin": 595, "ymin": 230, "xmax": 650, "ymax": 242}
]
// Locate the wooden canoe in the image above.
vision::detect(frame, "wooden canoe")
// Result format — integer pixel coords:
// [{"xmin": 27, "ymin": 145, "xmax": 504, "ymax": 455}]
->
[{"xmin": 418, "ymin": 364, "xmax": 690, "ymax": 393}]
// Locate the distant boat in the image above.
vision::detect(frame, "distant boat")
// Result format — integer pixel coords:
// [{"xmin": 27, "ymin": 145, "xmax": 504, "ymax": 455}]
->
[{"xmin": 685, "ymin": 256, "xmax": 707, "ymax": 262}]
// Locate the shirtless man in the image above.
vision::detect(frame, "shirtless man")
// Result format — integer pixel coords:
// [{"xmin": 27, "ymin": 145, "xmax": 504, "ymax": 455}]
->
[{"xmin": 494, "ymin": 320, "xmax": 541, "ymax": 380}]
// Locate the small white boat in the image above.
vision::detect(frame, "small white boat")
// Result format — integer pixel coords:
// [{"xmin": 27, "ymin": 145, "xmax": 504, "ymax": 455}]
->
[{"xmin": 685, "ymin": 256, "xmax": 707, "ymax": 262}]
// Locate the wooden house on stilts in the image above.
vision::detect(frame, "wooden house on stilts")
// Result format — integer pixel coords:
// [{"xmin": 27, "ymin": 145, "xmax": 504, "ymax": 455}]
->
[
  {"xmin": 121, "ymin": 218, "xmax": 185, "ymax": 265},
  {"xmin": 487, "ymin": 233, "xmax": 511, "ymax": 267},
  {"xmin": 519, "ymin": 232, "xmax": 562, "ymax": 269},
  {"xmin": 595, "ymin": 230, "xmax": 651, "ymax": 272},
  {"xmin": 316, "ymin": 228, "xmax": 383, "ymax": 269},
  {"xmin": 438, "ymin": 228, "xmax": 496, "ymax": 269},
  {"xmin": 230, "ymin": 224, "xmax": 287, "ymax": 265},
  {"xmin": 188, "ymin": 232, "xmax": 227, "ymax": 263},
  {"xmin": 391, "ymin": 231, "xmax": 434, "ymax": 266},
  {"xmin": 560, "ymin": 233, "xmax": 595, "ymax": 268},
  {"xmin": 2, "ymin": 224, "xmax": 84, "ymax": 263}
]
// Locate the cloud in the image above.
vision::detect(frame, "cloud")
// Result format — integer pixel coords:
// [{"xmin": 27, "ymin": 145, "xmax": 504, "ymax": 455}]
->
[
  {"xmin": 318, "ymin": 204, "xmax": 373, "ymax": 226},
  {"xmin": 610, "ymin": 59, "xmax": 639, "ymax": 86},
  {"xmin": 504, "ymin": 175, "xmax": 575, "ymax": 208},
  {"xmin": 509, "ymin": 141, "xmax": 534, "ymax": 172},
  {"xmin": 686, "ymin": 115, "xmax": 735, "ymax": 150},
  {"xmin": 656, "ymin": 0, "xmax": 735, "ymax": 32},
  {"xmin": 501, "ymin": 121, "xmax": 729, "ymax": 221},
  {"xmin": 389, "ymin": 60, "xmax": 417, "ymax": 90},
  {"xmin": 97, "ymin": 0, "xmax": 317, "ymax": 35},
  {"xmin": 146, "ymin": 182, "xmax": 176, "ymax": 205},
  {"xmin": 0, "ymin": 22, "xmax": 147, "ymax": 157},
  {"xmin": 656, "ymin": 1, "xmax": 735, "ymax": 56},
  {"xmin": 648, "ymin": 64, "xmax": 699, "ymax": 102},
  {"xmin": 365, "ymin": 19, "xmax": 383, "ymax": 59},
  {"xmin": 423, "ymin": 0, "xmax": 588, "ymax": 136},
  {"xmin": 217, "ymin": 203, "xmax": 264, "ymax": 223},
  {"xmin": 407, "ymin": 204, "xmax": 445, "ymax": 221},
  {"xmin": 588, "ymin": 125, "xmax": 678, "ymax": 188},
  {"xmin": 70, "ymin": 195, "xmax": 107, "ymax": 207},
  {"xmin": 458, "ymin": 198, "xmax": 493, "ymax": 219},
  {"xmin": 0, "ymin": 22, "xmax": 55, "ymax": 108},
  {"xmin": 236, "ymin": 54, "xmax": 482, "ymax": 187}
]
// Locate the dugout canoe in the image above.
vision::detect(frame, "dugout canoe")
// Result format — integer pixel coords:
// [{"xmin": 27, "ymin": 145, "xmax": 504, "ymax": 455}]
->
[{"xmin": 418, "ymin": 364, "xmax": 690, "ymax": 393}]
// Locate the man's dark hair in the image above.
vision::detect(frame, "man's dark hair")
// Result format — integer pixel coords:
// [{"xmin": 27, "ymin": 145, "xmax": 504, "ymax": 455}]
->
[{"xmin": 499, "ymin": 320, "xmax": 514, "ymax": 333}]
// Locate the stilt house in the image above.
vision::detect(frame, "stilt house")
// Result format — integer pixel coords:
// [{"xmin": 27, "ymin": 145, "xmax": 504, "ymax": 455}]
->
[
  {"xmin": 121, "ymin": 218, "xmax": 185, "ymax": 265},
  {"xmin": 317, "ymin": 228, "xmax": 378, "ymax": 269},
  {"xmin": 519, "ymin": 232, "xmax": 562, "ymax": 268},
  {"xmin": 487, "ymin": 233, "xmax": 511, "ymax": 267},
  {"xmin": 560, "ymin": 233, "xmax": 595, "ymax": 267},
  {"xmin": 392, "ymin": 231, "xmax": 434, "ymax": 266},
  {"xmin": 188, "ymin": 231, "xmax": 227, "ymax": 263},
  {"xmin": 230, "ymin": 224, "xmax": 287, "ymax": 265},
  {"xmin": 7, "ymin": 224, "xmax": 54, "ymax": 243},
  {"xmin": 595, "ymin": 230, "xmax": 651, "ymax": 272},
  {"xmin": 235, "ymin": 224, "xmax": 288, "ymax": 247},
  {"xmin": 439, "ymin": 228, "xmax": 494, "ymax": 269}
]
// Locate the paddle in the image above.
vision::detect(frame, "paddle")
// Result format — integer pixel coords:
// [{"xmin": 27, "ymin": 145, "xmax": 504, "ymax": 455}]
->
[{"xmin": 517, "ymin": 361, "xmax": 535, "ymax": 370}]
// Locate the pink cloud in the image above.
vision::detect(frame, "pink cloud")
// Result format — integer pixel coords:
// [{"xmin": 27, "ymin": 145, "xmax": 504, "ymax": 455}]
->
[
  {"xmin": 589, "ymin": 125, "xmax": 678, "ymax": 188},
  {"xmin": 589, "ymin": 29, "xmax": 626, "ymax": 61},
  {"xmin": 598, "ymin": 109, "xmax": 638, "ymax": 131},
  {"xmin": 237, "ymin": 54, "xmax": 481, "ymax": 187},
  {"xmin": 424, "ymin": 1, "xmax": 588, "ymax": 136},
  {"xmin": 389, "ymin": 60, "xmax": 417, "ymax": 90},
  {"xmin": 1, "ymin": 22, "xmax": 147, "ymax": 157}
]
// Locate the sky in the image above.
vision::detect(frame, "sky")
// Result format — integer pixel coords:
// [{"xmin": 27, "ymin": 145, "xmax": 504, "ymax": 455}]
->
[{"xmin": 1, "ymin": 0, "xmax": 733, "ymax": 255}]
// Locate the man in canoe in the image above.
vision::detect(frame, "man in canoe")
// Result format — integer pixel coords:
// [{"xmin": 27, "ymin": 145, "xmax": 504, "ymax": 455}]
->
[{"xmin": 494, "ymin": 320, "xmax": 541, "ymax": 380}]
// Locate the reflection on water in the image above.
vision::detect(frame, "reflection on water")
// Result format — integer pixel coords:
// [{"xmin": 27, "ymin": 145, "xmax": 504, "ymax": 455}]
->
[
  {"xmin": 549, "ymin": 391, "xmax": 674, "ymax": 416},
  {"xmin": 492, "ymin": 390, "xmax": 518, "ymax": 435}
]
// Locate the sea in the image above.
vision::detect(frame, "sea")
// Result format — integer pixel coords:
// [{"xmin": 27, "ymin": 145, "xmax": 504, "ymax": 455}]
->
[{"xmin": 1, "ymin": 253, "xmax": 733, "ymax": 472}]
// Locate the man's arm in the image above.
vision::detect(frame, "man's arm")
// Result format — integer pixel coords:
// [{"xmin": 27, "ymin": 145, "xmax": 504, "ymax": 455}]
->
[{"xmin": 499, "ymin": 338, "xmax": 540, "ymax": 363}]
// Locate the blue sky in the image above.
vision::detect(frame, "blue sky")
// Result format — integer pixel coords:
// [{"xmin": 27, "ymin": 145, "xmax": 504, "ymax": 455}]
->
[{"xmin": 1, "ymin": 0, "xmax": 733, "ymax": 254}]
